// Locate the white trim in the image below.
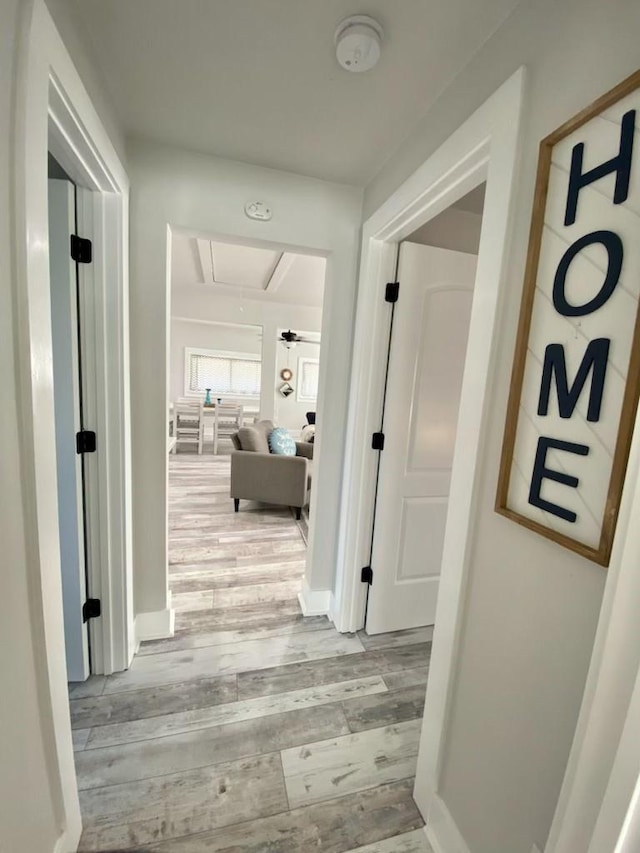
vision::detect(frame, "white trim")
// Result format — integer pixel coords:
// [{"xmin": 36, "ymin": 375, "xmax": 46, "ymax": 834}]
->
[
  {"xmin": 135, "ymin": 602, "xmax": 176, "ymax": 643},
  {"xmin": 334, "ymin": 68, "xmax": 526, "ymax": 824},
  {"xmin": 74, "ymin": 188, "xmax": 133, "ymax": 675},
  {"xmin": 265, "ymin": 251, "xmax": 296, "ymax": 293},
  {"xmin": 173, "ymin": 315, "xmax": 264, "ymax": 332},
  {"xmin": 185, "ymin": 346, "xmax": 262, "ymax": 362},
  {"xmin": 14, "ymin": 0, "xmax": 131, "ymax": 842},
  {"xmin": 53, "ymin": 828, "xmax": 81, "ymax": 853},
  {"xmin": 196, "ymin": 237, "xmax": 214, "ymax": 283},
  {"xmin": 298, "ymin": 579, "xmax": 331, "ymax": 616},
  {"xmin": 328, "ymin": 591, "xmax": 340, "ymax": 625},
  {"xmin": 425, "ymin": 794, "xmax": 471, "ymax": 853},
  {"xmin": 49, "ymin": 56, "xmax": 132, "ymax": 679}
]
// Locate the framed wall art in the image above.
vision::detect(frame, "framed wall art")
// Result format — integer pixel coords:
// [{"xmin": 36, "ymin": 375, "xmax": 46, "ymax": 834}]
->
[{"xmin": 496, "ymin": 70, "xmax": 640, "ymax": 567}]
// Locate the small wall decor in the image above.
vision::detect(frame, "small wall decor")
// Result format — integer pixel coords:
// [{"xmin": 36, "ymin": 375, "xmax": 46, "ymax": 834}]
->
[
  {"xmin": 280, "ymin": 368, "xmax": 293, "ymax": 381},
  {"xmin": 279, "ymin": 382, "xmax": 294, "ymax": 398},
  {"xmin": 496, "ymin": 70, "xmax": 640, "ymax": 567}
]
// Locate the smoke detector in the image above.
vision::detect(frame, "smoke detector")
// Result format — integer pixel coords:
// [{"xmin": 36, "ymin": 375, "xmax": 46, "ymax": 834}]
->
[{"xmin": 335, "ymin": 15, "xmax": 383, "ymax": 73}]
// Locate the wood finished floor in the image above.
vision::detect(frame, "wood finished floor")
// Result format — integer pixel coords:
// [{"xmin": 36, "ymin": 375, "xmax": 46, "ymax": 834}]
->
[{"xmin": 71, "ymin": 448, "xmax": 434, "ymax": 852}]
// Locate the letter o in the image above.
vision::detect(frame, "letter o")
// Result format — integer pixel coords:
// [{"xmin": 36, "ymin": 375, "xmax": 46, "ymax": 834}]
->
[{"xmin": 553, "ymin": 230, "xmax": 623, "ymax": 317}]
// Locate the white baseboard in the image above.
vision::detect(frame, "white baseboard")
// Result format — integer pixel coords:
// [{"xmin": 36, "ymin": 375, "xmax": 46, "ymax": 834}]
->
[
  {"xmin": 298, "ymin": 579, "xmax": 331, "ymax": 617},
  {"xmin": 328, "ymin": 591, "xmax": 338, "ymax": 625},
  {"xmin": 54, "ymin": 821, "xmax": 81, "ymax": 853},
  {"xmin": 426, "ymin": 794, "xmax": 471, "ymax": 853},
  {"xmin": 135, "ymin": 601, "xmax": 175, "ymax": 643}
]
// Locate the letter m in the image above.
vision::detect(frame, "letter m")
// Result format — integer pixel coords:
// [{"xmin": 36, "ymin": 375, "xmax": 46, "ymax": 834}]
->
[{"xmin": 537, "ymin": 338, "xmax": 610, "ymax": 422}]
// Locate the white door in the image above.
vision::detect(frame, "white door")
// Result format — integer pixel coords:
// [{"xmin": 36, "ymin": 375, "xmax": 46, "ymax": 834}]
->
[
  {"xmin": 49, "ymin": 179, "xmax": 90, "ymax": 681},
  {"xmin": 365, "ymin": 242, "xmax": 477, "ymax": 634}
]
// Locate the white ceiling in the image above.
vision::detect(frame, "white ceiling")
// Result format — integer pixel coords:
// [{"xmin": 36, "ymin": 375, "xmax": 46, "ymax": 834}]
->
[
  {"xmin": 171, "ymin": 234, "xmax": 326, "ymax": 307},
  {"xmin": 70, "ymin": 0, "xmax": 522, "ymax": 185}
]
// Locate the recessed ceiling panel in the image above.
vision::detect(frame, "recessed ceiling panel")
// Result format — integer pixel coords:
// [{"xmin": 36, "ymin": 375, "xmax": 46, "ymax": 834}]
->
[
  {"xmin": 211, "ymin": 242, "xmax": 281, "ymax": 289},
  {"xmin": 171, "ymin": 235, "xmax": 327, "ymax": 306}
]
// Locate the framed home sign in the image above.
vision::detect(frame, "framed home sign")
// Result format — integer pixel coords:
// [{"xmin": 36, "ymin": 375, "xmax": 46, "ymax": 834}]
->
[{"xmin": 496, "ymin": 70, "xmax": 640, "ymax": 567}]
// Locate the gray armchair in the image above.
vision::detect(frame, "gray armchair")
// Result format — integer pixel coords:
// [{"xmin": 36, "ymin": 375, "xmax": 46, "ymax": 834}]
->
[{"xmin": 230, "ymin": 421, "xmax": 313, "ymax": 519}]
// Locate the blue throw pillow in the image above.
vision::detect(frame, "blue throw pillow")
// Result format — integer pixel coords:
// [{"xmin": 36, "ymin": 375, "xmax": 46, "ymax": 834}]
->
[{"xmin": 269, "ymin": 427, "xmax": 296, "ymax": 456}]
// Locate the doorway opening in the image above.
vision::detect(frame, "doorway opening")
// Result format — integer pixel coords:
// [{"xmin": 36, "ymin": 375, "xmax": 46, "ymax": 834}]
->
[
  {"xmin": 363, "ymin": 183, "xmax": 486, "ymax": 635},
  {"xmin": 164, "ymin": 232, "xmax": 327, "ymax": 644}
]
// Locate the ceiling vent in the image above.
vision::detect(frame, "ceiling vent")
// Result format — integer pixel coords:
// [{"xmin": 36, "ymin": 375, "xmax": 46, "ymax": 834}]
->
[{"xmin": 334, "ymin": 15, "xmax": 383, "ymax": 73}]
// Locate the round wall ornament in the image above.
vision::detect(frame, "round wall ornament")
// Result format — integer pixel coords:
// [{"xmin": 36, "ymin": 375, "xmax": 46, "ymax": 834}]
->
[{"xmin": 280, "ymin": 368, "xmax": 293, "ymax": 381}]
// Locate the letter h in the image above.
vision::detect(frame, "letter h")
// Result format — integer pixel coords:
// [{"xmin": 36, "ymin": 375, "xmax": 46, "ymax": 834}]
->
[{"xmin": 565, "ymin": 109, "xmax": 636, "ymax": 226}]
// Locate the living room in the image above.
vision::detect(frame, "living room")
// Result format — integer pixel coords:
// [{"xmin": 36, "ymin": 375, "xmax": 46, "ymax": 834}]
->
[{"xmin": 165, "ymin": 233, "xmax": 327, "ymax": 642}]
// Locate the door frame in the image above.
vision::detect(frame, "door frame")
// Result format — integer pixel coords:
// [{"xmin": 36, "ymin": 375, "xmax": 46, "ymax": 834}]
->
[
  {"xmin": 14, "ymin": 1, "xmax": 132, "ymax": 846},
  {"xmin": 335, "ymin": 67, "xmax": 525, "ymax": 631},
  {"xmin": 334, "ymin": 67, "xmax": 526, "ymax": 822}
]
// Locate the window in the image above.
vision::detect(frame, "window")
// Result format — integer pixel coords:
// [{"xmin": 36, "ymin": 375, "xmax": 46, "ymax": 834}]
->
[
  {"xmin": 297, "ymin": 357, "xmax": 319, "ymax": 402},
  {"xmin": 185, "ymin": 348, "xmax": 261, "ymax": 397}
]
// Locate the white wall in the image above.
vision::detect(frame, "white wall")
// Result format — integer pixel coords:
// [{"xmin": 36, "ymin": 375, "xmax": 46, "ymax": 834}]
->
[
  {"xmin": 274, "ymin": 341, "xmax": 321, "ymax": 432},
  {"xmin": 130, "ymin": 140, "xmax": 361, "ymax": 619},
  {"xmin": 363, "ymin": 0, "xmax": 640, "ymax": 851},
  {"xmin": 408, "ymin": 207, "xmax": 483, "ymax": 254}
]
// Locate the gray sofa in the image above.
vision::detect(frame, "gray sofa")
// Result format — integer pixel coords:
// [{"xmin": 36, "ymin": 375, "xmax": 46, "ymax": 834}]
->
[{"xmin": 230, "ymin": 420, "xmax": 313, "ymax": 519}]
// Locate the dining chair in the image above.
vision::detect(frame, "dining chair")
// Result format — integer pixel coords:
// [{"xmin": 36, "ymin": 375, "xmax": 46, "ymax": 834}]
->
[
  {"xmin": 213, "ymin": 403, "xmax": 244, "ymax": 455},
  {"xmin": 173, "ymin": 400, "xmax": 204, "ymax": 454}
]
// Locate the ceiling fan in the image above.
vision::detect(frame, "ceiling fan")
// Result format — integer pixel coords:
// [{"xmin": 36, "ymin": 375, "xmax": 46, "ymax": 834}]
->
[{"xmin": 278, "ymin": 329, "xmax": 320, "ymax": 347}]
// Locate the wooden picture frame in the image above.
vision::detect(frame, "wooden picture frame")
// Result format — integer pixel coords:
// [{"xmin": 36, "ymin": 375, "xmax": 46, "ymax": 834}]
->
[{"xmin": 496, "ymin": 70, "xmax": 640, "ymax": 567}]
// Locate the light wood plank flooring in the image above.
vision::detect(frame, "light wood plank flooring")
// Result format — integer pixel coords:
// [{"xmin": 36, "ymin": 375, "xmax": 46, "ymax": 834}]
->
[{"xmin": 71, "ymin": 450, "xmax": 434, "ymax": 852}]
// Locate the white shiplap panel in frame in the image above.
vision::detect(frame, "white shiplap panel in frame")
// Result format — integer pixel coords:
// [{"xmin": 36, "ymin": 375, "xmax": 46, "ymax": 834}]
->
[{"xmin": 498, "ymin": 74, "xmax": 640, "ymax": 565}]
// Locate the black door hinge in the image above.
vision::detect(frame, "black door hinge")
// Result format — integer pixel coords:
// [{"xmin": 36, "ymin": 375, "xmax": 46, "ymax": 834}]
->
[
  {"xmin": 385, "ymin": 281, "xmax": 399, "ymax": 303},
  {"xmin": 371, "ymin": 432, "xmax": 385, "ymax": 451},
  {"xmin": 82, "ymin": 598, "xmax": 101, "ymax": 623},
  {"xmin": 76, "ymin": 430, "xmax": 96, "ymax": 454},
  {"xmin": 361, "ymin": 566, "xmax": 373, "ymax": 585},
  {"xmin": 70, "ymin": 234, "xmax": 93, "ymax": 264}
]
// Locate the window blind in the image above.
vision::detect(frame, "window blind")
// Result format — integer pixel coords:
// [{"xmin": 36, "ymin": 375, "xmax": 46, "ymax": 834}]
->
[
  {"xmin": 300, "ymin": 359, "xmax": 319, "ymax": 400},
  {"xmin": 188, "ymin": 353, "xmax": 261, "ymax": 396}
]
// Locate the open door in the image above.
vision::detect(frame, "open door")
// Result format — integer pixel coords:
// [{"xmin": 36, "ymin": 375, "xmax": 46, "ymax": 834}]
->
[
  {"xmin": 365, "ymin": 242, "xmax": 476, "ymax": 634},
  {"xmin": 48, "ymin": 178, "xmax": 90, "ymax": 681}
]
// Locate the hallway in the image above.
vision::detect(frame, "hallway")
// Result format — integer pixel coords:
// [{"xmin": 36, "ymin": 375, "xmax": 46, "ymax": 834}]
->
[{"xmin": 70, "ymin": 451, "xmax": 433, "ymax": 851}]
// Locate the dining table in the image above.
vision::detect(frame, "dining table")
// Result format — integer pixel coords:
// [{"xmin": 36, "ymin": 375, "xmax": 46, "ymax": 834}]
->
[{"xmin": 168, "ymin": 402, "xmax": 260, "ymax": 443}]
